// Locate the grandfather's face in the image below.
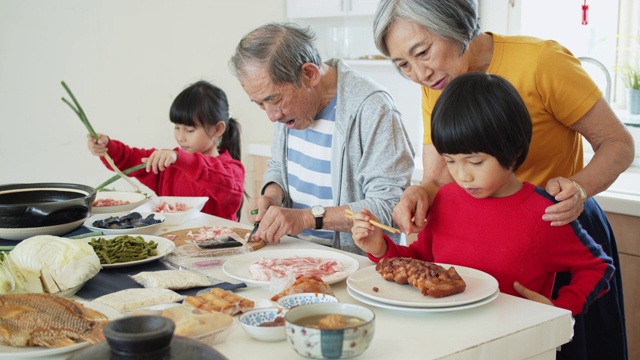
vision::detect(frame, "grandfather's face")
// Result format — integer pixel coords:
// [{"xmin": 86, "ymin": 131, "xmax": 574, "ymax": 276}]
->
[
  {"xmin": 386, "ymin": 18, "xmax": 469, "ymax": 91},
  {"xmin": 239, "ymin": 64, "xmax": 316, "ymax": 130}
]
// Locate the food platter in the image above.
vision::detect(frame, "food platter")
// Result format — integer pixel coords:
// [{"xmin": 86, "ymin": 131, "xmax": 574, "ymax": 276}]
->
[
  {"xmin": 133, "ymin": 196, "xmax": 208, "ymax": 225},
  {"xmin": 91, "ymin": 191, "xmax": 150, "ymax": 214},
  {"xmin": 347, "ymin": 287, "xmax": 499, "ymax": 313},
  {"xmin": 0, "ymin": 301, "xmax": 119, "ymax": 358},
  {"xmin": 222, "ymin": 249, "xmax": 359, "ymax": 287},
  {"xmin": 83, "ymin": 234, "xmax": 176, "ymax": 268},
  {"xmin": 83, "ymin": 212, "xmax": 166, "ymax": 235},
  {"xmin": 346, "ymin": 264, "xmax": 498, "ymax": 308}
]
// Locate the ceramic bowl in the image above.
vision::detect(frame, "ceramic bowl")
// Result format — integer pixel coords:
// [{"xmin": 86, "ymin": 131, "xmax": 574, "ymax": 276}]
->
[
  {"xmin": 103, "ymin": 315, "xmax": 175, "ymax": 356},
  {"xmin": 277, "ymin": 292, "xmax": 339, "ymax": 309},
  {"xmin": 0, "ymin": 182, "xmax": 96, "ymax": 240},
  {"xmin": 239, "ymin": 308, "xmax": 288, "ymax": 342},
  {"xmin": 133, "ymin": 196, "xmax": 207, "ymax": 225},
  {"xmin": 91, "ymin": 191, "xmax": 150, "ymax": 214},
  {"xmin": 83, "ymin": 212, "xmax": 166, "ymax": 235},
  {"xmin": 285, "ymin": 303, "xmax": 375, "ymax": 359}
]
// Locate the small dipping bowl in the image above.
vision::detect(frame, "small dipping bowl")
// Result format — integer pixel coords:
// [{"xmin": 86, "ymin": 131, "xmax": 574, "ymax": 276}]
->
[
  {"xmin": 239, "ymin": 308, "xmax": 287, "ymax": 342},
  {"xmin": 277, "ymin": 292, "xmax": 339, "ymax": 309}
]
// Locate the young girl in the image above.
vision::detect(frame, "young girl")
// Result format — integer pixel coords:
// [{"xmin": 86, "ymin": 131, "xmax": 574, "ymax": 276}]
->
[
  {"xmin": 350, "ymin": 73, "xmax": 614, "ymax": 316},
  {"xmin": 87, "ymin": 80, "xmax": 245, "ymax": 221}
]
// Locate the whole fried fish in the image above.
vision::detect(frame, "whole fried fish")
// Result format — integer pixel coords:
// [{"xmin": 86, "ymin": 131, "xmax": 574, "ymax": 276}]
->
[{"xmin": 0, "ymin": 293, "xmax": 108, "ymax": 347}]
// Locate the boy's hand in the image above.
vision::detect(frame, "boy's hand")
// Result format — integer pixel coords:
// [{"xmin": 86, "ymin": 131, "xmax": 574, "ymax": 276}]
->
[
  {"xmin": 350, "ymin": 209, "xmax": 387, "ymax": 257},
  {"xmin": 513, "ymin": 281, "xmax": 553, "ymax": 307}
]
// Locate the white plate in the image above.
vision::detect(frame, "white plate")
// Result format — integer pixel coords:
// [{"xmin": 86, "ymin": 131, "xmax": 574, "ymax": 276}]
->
[
  {"xmin": 91, "ymin": 191, "xmax": 150, "ymax": 214},
  {"xmin": 0, "ymin": 301, "xmax": 120, "ymax": 358},
  {"xmin": 347, "ymin": 287, "xmax": 500, "ymax": 313},
  {"xmin": 133, "ymin": 196, "xmax": 207, "ymax": 225},
  {"xmin": 83, "ymin": 211, "xmax": 165, "ymax": 235},
  {"xmin": 347, "ymin": 264, "xmax": 498, "ymax": 308},
  {"xmin": 83, "ymin": 234, "xmax": 176, "ymax": 268},
  {"xmin": 0, "ymin": 218, "xmax": 86, "ymax": 241},
  {"xmin": 222, "ymin": 249, "xmax": 360, "ymax": 287}
]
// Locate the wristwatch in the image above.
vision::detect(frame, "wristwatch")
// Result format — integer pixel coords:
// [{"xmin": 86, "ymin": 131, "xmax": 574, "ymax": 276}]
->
[{"xmin": 311, "ymin": 205, "xmax": 325, "ymax": 230}]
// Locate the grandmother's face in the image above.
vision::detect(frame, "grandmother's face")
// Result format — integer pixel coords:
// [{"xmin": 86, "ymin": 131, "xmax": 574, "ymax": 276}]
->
[
  {"xmin": 239, "ymin": 63, "xmax": 316, "ymax": 130},
  {"xmin": 385, "ymin": 18, "xmax": 470, "ymax": 90}
]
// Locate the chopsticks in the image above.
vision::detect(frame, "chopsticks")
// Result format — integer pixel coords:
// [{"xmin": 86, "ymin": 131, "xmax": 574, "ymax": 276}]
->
[{"xmin": 344, "ymin": 209, "xmax": 402, "ymax": 234}]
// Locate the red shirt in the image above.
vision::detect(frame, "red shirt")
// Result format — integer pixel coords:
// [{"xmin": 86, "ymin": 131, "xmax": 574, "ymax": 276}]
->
[
  {"xmin": 371, "ymin": 182, "xmax": 613, "ymax": 316},
  {"xmin": 101, "ymin": 139, "xmax": 245, "ymax": 221}
]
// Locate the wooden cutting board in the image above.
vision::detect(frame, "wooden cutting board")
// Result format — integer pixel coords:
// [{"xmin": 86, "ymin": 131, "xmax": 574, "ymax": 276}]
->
[{"xmin": 159, "ymin": 227, "xmax": 265, "ymax": 251}]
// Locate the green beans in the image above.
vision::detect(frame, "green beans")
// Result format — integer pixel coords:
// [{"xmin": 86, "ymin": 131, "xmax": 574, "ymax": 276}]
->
[{"xmin": 88, "ymin": 235, "xmax": 159, "ymax": 264}]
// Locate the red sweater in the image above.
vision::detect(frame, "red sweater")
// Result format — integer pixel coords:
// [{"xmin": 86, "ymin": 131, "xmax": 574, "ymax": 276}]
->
[
  {"xmin": 372, "ymin": 182, "xmax": 613, "ymax": 316},
  {"xmin": 100, "ymin": 139, "xmax": 245, "ymax": 221}
]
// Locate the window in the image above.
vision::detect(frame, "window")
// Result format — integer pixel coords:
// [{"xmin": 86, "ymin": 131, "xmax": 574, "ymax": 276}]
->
[{"xmin": 480, "ymin": 0, "xmax": 639, "ymax": 108}]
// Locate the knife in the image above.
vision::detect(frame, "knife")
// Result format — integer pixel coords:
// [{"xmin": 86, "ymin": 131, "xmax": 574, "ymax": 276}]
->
[{"xmin": 248, "ymin": 222, "xmax": 259, "ymax": 242}]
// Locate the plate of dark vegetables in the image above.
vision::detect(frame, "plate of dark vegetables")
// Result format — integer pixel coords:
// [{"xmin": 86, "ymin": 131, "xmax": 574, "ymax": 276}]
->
[
  {"xmin": 83, "ymin": 211, "xmax": 165, "ymax": 235},
  {"xmin": 83, "ymin": 234, "xmax": 175, "ymax": 268}
]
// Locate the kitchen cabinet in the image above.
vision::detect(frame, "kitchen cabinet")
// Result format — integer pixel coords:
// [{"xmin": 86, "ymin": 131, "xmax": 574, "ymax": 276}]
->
[
  {"xmin": 287, "ymin": 0, "xmax": 378, "ymax": 19},
  {"xmin": 606, "ymin": 212, "xmax": 640, "ymax": 360},
  {"xmin": 286, "ymin": 0, "xmax": 381, "ymax": 59}
]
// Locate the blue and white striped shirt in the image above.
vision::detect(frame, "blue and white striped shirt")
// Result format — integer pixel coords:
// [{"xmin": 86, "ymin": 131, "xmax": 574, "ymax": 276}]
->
[{"xmin": 287, "ymin": 96, "xmax": 337, "ymax": 245}]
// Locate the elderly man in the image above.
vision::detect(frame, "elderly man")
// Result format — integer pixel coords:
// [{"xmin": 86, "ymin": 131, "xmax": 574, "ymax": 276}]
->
[{"xmin": 229, "ymin": 22, "xmax": 415, "ymax": 254}]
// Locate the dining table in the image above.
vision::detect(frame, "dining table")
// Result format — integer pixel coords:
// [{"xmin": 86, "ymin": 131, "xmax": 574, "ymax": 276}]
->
[{"xmin": 2, "ymin": 211, "xmax": 574, "ymax": 360}]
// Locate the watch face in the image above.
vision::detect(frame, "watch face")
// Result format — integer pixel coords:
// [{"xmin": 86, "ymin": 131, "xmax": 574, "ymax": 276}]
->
[{"xmin": 311, "ymin": 205, "xmax": 325, "ymax": 216}]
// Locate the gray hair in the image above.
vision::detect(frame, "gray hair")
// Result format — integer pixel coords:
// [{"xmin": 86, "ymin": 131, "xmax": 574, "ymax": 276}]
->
[
  {"xmin": 229, "ymin": 22, "xmax": 322, "ymax": 87},
  {"xmin": 373, "ymin": 0, "xmax": 480, "ymax": 56}
]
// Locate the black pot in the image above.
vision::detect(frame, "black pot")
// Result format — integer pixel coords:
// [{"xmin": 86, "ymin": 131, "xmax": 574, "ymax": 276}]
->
[
  {"xmin": 69, "ymin": 315, "xmax": 229, "ymax": 360},
  {"xmin": 0, "ymin": 182, "xmax": 96, "ymax": 229}
]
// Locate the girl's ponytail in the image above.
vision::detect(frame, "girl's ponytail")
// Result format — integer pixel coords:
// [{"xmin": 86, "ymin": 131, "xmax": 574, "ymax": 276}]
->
[{"xmin": 220, "ymin": 117, "xmax": 241, "ymax": 161}]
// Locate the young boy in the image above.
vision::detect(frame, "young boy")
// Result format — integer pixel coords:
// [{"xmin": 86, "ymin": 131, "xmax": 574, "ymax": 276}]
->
[{"xmin": 350, "ymin": 73, "xmax": 614, "ymax": 316}]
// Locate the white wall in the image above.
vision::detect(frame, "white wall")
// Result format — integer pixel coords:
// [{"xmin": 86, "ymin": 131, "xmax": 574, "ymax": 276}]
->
[{"xmin": 0, "ymin": 0, "xmax": 285, "ymax": 195}]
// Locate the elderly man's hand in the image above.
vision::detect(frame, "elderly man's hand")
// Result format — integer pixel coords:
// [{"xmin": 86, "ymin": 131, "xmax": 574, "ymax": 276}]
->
[
  {"xmin": 392, "ymin": 185, "xmax": 430, "ymax": 234},
  {"xmin": 250, "ymin": 207, "xmax": 310, "ymax": 244},
  {"xmin": 247, "ymin": 195, "xmax": 277, "ymax": 223}
]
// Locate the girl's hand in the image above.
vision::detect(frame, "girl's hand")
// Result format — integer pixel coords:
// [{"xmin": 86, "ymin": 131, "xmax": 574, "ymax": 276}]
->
[
  {"xmin": 143, "ymin": 149, "xmax": 178, "ymax": 174},
  {"xmin": 87, "ymin": 133, "xmax": 109, "ymax": 156},
  {"xmin": 513, "ymin": 281, "xmax": 553, "ymax": 307},
  {"xmin": 350, "ymin": 209, "xmax": 387, "ymax": 257}
]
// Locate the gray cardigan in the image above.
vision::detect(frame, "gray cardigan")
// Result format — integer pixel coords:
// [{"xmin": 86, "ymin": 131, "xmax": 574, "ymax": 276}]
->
[{"xmin": 262, "ymin": 58, "xmax": 415, "ymax": 254}]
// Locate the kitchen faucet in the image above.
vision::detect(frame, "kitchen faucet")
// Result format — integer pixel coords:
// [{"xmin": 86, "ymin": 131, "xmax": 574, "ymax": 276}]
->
[{"xmin": 578, "ymin": 56, "xmax": 612, "ymax": 102}]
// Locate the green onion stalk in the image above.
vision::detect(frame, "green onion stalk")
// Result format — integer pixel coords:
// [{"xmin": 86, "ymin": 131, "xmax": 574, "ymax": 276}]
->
[{"xmin": 60, "ymin": 81, "xmax": 142, "ymax": 193}]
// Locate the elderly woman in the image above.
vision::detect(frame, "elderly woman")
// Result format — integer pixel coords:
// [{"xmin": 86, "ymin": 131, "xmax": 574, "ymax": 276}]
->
[{"xmin": 372, "ymin": 1, "xmax": 634, "ymax": 359}]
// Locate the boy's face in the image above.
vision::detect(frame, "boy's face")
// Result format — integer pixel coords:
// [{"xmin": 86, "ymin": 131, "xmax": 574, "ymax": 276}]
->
[{"xmin": 442, "ymin": 152, "xmax": 522, "ymax": 198}]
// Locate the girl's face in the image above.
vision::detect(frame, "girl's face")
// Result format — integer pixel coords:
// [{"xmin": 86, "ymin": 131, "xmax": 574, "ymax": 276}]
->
[
  {"xmin": 173, "ymin": 122, "xmax": 220, "ymax": 157},
  {"xmin": 442, "ymin": 152, "xmax": 521, "ymax": 198},
  {"xmin": 385, "ymin": 19, "xmax": 470, "ymax": 90}
]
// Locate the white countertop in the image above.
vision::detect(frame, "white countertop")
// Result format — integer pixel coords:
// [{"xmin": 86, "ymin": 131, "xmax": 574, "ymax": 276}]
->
[
  {"xmin": 249, "ymin": 143, "xmax": 640, "ymax": 217},
  {"xmin": 52, "ymin": 213, "xmax": 572, "ymax": 360}
]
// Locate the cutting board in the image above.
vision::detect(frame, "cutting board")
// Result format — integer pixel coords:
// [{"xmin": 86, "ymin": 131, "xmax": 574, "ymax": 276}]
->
[{"xmin": 159, "ymin": 227, "xmax": 265, "ymax": 251}]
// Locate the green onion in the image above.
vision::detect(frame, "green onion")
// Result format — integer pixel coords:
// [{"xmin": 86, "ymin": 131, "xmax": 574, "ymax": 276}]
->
[
  {"xmin": 60, "ymin": 81, "xmax": 141, "ymax": 192},
  {"xmin": 95, "ymin": 163, "xmax": 147, "ymax": 191}
]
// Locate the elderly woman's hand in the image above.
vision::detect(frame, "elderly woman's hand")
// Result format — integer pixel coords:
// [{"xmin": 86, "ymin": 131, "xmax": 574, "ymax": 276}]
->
[
  {"xmin": 543, "ymin": 177, "xmax": 585, "ymax": 226},
  {"xmin": 392, "ymin": 185, "xmax": 430, "ymax": 234}
]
